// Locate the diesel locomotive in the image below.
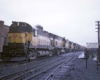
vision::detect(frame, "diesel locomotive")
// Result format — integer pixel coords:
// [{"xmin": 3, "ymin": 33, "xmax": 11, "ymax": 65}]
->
[
  {"xmin": 1, "ymin": 21, "xmax": 67, "ymax": 61},
  {"xmin": 0, "ymin": 21, "xmax": 84, "ymax": 61}
]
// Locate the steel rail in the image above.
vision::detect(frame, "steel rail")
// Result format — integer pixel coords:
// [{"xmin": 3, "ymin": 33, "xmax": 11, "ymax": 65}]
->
[
  {"xmin": 0, "ymin": 56, "xmax": 66, "ymax": 80},
  {"xmin": 44, "ymin": 57, "xmax": 76, "ymax": 80}
]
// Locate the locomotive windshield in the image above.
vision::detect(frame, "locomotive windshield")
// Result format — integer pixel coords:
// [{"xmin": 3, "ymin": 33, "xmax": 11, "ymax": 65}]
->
[{"xmin": 9, "ymin": 22, "xmax": 33, "ymax": 33}]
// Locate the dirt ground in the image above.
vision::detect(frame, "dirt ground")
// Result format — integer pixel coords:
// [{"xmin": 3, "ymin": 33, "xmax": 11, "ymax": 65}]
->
[{"xmin": 63, "ymin": 57, "xmax": 100, "ymax": 80}]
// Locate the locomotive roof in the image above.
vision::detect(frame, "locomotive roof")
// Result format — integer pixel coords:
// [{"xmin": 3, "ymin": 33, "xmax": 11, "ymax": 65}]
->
[
  {"xmin": 4, "ymin": 25, "xmax": 9, "ymax": 27},
  {"xmin": 9, "ymin": 21, "xmax": 35, "ymax": 32},
  {"xmin": 49, "ymin": 33, "xmax": 62, "ymax": 39}
]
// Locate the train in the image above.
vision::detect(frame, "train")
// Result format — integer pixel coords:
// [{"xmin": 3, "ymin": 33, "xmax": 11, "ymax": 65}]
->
[{"xmin": 0, "ymin": 21, "xmax": 85, "ymax": 61}]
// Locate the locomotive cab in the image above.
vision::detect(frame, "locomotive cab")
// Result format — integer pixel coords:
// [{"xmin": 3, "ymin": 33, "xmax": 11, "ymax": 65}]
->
[
  {"xmin": 8, "ymin": 22, "xmax": 33, "ymax": 48},
  {"xmin": 1, "ymin": 22, "xmax": 36, "ymax": 61}
]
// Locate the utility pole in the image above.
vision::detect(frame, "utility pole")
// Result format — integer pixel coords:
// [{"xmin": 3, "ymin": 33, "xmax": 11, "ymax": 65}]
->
[{"xmin": 95, "ymin": 21, "xmax": 100, "ymax": 69}]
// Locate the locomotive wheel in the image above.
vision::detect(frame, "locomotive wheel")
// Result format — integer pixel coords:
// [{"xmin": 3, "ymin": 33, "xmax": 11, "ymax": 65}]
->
[
  {"xmin": 26, "ymin": 54, "xmax": 30, "ymax": 61},
  {"xmin": 65, "ymin": 49, "xmax": 68, "ymax": 53},
  {"xmin": 57, "ymin": 50, "xmax": 60, "ymax": 55},
  {"xmin": 48, "ymin": 51, "xmax": 53, "ymax": 57},
  {"xmin": 29, "ymin": 52, "xmax": 37, "ymax": 60}
]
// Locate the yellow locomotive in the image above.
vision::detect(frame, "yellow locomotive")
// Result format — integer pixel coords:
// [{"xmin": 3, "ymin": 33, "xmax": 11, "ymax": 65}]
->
[{"xmin": 1, "ymin": 21, "xmax": 66, "ymax": 61}]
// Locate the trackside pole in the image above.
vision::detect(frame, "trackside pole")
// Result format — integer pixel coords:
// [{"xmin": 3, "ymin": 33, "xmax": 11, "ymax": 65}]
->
[
  {"xmin": 97, "ymin": 55, "xmax": 98, "ymax": 69},
  {"xmin": 84, "ymin": 49, "xmax": 89, "ymax": 68},
  {"xmin": 86, "ymin": 57, "xmax": 88, "ymax": 68},
  {"xmin": 95, "ymin": 21, "xmax": 100, "ymax": 69},
  {"xmin": 86, "ymin": 55, "xmax": 89, "ymax": 68}
]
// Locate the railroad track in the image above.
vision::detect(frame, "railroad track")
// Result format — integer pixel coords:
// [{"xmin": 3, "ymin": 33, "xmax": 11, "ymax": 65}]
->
[
  {"xmin": 43, "ymin": 57, "xmax": 77, "ymax": 80},
  {"xmin": 0, "ymin": 55, "xmax": 56, "ymax": 66},
  {"xmin": 28, "ymin": 52, "xmax": 80, "ymax": 80},
  {"xmin": 0, "ymin": 54, "xmax": 66, "ymax": 80},
  {"xmin": 0, "ymin": 55, "xmax": 60, "ymax": 76},
  {"xmin": 0, "ymin": 51, "xmax": 82, "ymax": 80}
]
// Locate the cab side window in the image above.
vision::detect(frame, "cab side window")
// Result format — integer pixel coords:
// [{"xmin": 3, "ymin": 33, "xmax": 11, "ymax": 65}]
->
[
  {"xmin": 56, "ymin": 41, "xmax": 57, "ymax": 45},
  {"xmin": 34, "ymin": 30, "xmax": 37, "ymax": 37}
]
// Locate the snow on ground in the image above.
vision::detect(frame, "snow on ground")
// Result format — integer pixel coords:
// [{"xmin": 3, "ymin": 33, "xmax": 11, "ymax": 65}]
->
[
  {"xmin": 93, "ymin": 57, "xmax": 97, "ymax": 61},
  {"xmin": 78, "ymin": 52, "xmax": 85, "ymax": 59},
  {"xmin": 78, "ymin": 51, "xmax": 97, "ymax": 62}
]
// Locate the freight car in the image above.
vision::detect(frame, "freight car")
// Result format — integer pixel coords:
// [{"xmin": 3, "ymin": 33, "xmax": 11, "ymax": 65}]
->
[{"xmin": 0, "ymin": 21, "xmax": 67, "ymax": 61}]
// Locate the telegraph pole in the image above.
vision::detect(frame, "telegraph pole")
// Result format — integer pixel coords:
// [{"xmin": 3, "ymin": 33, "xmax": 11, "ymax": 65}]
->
[{"xmin": 95, "ymin": 21, "xmax": 100, "ymax": 69}]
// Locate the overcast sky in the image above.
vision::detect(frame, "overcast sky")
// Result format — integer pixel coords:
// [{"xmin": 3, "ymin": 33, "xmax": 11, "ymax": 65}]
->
[{"xmin": 0, "ymin": 0, "xmax": 100, "ymax": 46}]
